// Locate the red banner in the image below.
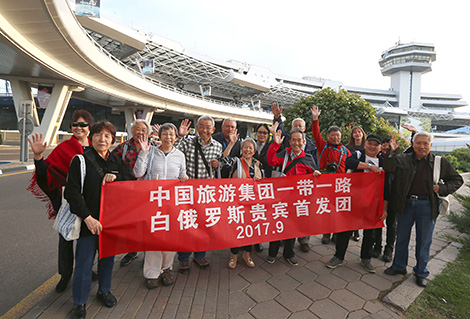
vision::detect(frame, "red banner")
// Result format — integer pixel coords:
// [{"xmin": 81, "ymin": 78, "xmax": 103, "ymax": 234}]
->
[{"xmin": 99, "ymin": 172, "xmax": 384, "ymax": 258}]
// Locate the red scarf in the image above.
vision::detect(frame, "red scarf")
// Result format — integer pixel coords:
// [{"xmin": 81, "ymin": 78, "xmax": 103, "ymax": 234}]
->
[{"xmin": 27, "ymin": 136, "xmax": 87, "ymax": 219}]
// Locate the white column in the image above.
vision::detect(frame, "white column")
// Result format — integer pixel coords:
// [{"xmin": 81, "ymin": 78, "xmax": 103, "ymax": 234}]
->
[
  {"xmin": 123, "ymin": 108, "xmax": 135, "ymax": 139},
  {"xmin": 10, "ymin": 79, "xmax": 36, "ymax": 122},
  {"xmin": 36, "ymin": 84, "xmax": 73, "ymax": 145}
]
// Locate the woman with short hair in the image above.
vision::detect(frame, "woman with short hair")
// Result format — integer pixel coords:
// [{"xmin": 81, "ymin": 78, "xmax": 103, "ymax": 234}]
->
[
  {"xmin": 133, "ymin": 122, "xmax": 188, "ymax": 289},
  {"xmin": 65, "ymin": 120, "xmax": 134, "ymax": 319}
]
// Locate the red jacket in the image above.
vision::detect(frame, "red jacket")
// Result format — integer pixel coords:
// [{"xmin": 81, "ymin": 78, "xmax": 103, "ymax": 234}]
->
[
  {"xmin": 267, "ymin": 142, "xmax": 317, "ymax": 176},
  {"xmin": 311, "ymin": 120, "xmax": 351, "ymax": 173}
]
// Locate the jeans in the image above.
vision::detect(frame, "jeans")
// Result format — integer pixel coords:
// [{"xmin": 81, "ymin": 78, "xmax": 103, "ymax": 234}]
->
[
  {"xmin": 73, "ymin": 235, "xmax": 114, "ymax": 306},
  {"xmin": 374, "ymin": 209, "xmax": 397, "ymax": 251},
  {"xmin": 177, "ymin": 251, "xmax": 206, "ymax": 262},
  {"xmin": 391, "ymin": 198, "xmax": 435, "ymax": 278}
]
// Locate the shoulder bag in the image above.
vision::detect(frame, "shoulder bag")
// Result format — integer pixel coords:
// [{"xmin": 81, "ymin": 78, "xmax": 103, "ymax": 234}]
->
[
  {"xmin": 433, "ymin": 155, "xmax": 451, "ymax": 215},
  {"xmin": 53, "ymin": 154, "xmax": 86, "ymax": 241}
]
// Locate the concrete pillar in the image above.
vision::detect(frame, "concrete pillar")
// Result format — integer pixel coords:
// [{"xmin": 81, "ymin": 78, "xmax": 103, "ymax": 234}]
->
[
  {"xmin": 37, "ymin": 84, "xmax": 73, "ymax": 146},
  {"xmin": 10, "ymin": 79, "xmax": 37, "ymax": 124}
]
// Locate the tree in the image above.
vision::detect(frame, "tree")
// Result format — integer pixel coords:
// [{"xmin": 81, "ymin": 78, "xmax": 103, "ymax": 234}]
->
[{"xmin": 282, "ymin": 88, "xmax": 409, "ymax": 152}]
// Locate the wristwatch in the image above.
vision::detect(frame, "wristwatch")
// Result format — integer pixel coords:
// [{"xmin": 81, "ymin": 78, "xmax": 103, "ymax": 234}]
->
[{"xmin": 368, "ymin": 163, "xmax": 372, "ymax": 169}]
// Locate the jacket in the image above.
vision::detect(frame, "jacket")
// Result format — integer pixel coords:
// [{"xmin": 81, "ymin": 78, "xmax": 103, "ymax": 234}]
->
[
  {"xmin": 267, "ymin": 142, "xmax": 318, "ymax": 176},
  {"xmin": 311, "ymin": 120, "xmax": 351, "ymax": 173},
  {"xmin": 64, "ymin": 148, "xmax": 134, "ymax": 237},
  {"xmin": 383, "ymin": 151, "xmax": 463, "ymax": 220},
  {"xmin": 273, "ymin": 116, "xmax": 319, "ymax": 166}
]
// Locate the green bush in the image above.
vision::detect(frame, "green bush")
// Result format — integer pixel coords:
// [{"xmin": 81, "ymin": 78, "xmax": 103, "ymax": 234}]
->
[
  {"xmin": 444, "ymin": 147, "xmax": 470, "ymax": 173},
  {"xmin": 283, "ymin": 88, "xmax": 409, "ymax": 153},
  {"xmin": 0, "ymin": 132, "xmax": 3, "ymax": 145}
]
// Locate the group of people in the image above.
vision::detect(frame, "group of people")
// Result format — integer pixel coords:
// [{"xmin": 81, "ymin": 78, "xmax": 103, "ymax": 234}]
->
[{"xmin": 28, "ymin": 103, "xmax": 463, "ymax": 319}]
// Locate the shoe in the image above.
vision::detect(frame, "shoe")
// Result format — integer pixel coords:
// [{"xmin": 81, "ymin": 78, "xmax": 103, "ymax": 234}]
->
[
  {"xmin": 160, "ymin": 268, "xmax": 174, "ymax": 286},
  {"xmin": 371, "ymin": 245, "xmax": 381, "ymax": 258},
  {"xmin": 242, "ymin": 254, "xmax": 255, "ymax": 268},
  {"xmin": 228, "ymin": 256, "xmax": 237, "ymax": 269},
  {"xmin": 416, "ymin": 276, "xmax": 428, "ymax": 288},
  {"xmin": 361, "ymin": 259, "xmax": 376, "ymax": 273},
  {"xmin": 55, "ymin": 276, "xmax": 70, "ymax": 293},
  {"xmin": 193, "ymin": 257, "xmax": 209, "ymax": 269},
  {"xmin": 321, "ymin": 234, "xmax": 331, "ymax": 245},
  {"xmin": 254, "ymin": 243, "xmax": 263, "ymax": 252},
  {"xmin": 146, "ymin": 278, "xmax": 159, "ymax": 289},
  {"xmin": 91, "ymin": 271, "xmax": 98, "ymax": 282},
  {"xmin": 72, "ymin": 304, "xmax": 86, "ymax": 319},
  {"xmin": 179, "ymin": 261, "xmax": 190, "ymax": 273},
  {"xmin": 326, "ymin": 256, "xmax": 344, "ymax": 269},
  {"xmin": 383, "ymin": 247, "xmax": 393, "ymax": 262},
  {"xmin": 120, "ymin": 252, "xmax": 137, "ymax": 267},
  {"xmin": 285, "ymin": 257, "xmax": 299, "ymax": 266},
  {"xmin": 300, "ymin": 243, "xmax": 310, "ymax": 253},
  {"xmin": 266, "ymin": 256, "xmax": 276, "ymax": 264},
  {"xmin": 384, "ymin": 267, "xmax": 407, "ymax": 276},
  {"xmin": 96, "ymin": 290, "xmax": 117, "ymax": 308}
]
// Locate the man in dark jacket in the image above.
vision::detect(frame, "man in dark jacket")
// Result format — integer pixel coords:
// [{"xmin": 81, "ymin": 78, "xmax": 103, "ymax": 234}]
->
[
  {"xmin": 326, "ymin": 134, "xmax": 386, "ymax": 271},
  {"xmin": 212, "ymin": 118, "xmax": 240, "ymax": 178},
  {"xmin": 383, "ymin": 132, "xmax": 463, "ymax": 287}
]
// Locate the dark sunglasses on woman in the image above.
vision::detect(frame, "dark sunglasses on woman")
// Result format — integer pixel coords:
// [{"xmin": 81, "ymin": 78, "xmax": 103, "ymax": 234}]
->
[{"xmin": 72, "ymin": 121, "xmax": 89, "ymax": 127}]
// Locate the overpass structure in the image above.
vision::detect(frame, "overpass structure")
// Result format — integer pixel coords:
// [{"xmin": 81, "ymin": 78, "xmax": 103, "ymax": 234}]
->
[{"xmin": 0, "ymin": 0, "xmax": 468, "ymax": 146}]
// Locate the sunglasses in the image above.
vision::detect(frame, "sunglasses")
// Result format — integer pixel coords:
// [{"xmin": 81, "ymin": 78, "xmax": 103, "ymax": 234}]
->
[{"xmin": 72, "ymin": 121, "xmax": 89, "ymax": 127}]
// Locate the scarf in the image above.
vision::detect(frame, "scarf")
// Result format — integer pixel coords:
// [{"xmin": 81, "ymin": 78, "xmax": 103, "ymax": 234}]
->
[{"xmin": 27, "ymin": 136, "xmax": 86, "ymax": 219}]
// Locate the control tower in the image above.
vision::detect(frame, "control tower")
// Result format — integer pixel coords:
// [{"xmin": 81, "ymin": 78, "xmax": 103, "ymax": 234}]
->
[{"xmin": 379, "ymin": 42, "xmax": 436, "ymax": 109}]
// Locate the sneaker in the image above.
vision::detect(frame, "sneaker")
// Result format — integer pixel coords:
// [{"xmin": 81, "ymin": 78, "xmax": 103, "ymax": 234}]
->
[
  {"xmin": 96, "ymin": 290, "xmax": 117, "ymax": 308},
  {"xmin": 300, "ymin": 243, "xmax": 310, "ymax": 253},
  {"xmin": 160, "ymin": 268, "xmax": 174, "ymax": 286},
  {"xmin": 361, "ymin": 259, "xmax": 376, "ymax": 273},
  {"xmin": 383, "ymin": 247, "xmax": 393, "ymax": 262},
  {"xmin": 321, "ymin": 234, "xmax": 331, "ymax": 244},
  {"xmin": 193, "ymin": 257, "xmax": 209, "ymax": 269},
  {"xmin": 266, "ymin": 256, "xmax": 276, "ymax": 264},
  {"xmin": 179, "ymin": 261, "xmax": 190, "ymax": 273},
  {"xmin": 120, "ymin": 252, "xmax": 137, "ymax": 267},
  {"xmin": 285, "ymin": 256, "xmax": 299, "ymax": 266},
  {"xmin": 71, "ymin": 304, "xmax": 86, "ymax": 319},
  {"xmin": 384, "ymin": 267, "xmax": 407, "ymax": 276},
  {"xmin": 146, "ymin": 278, "xmax": 159, "ymax": 289},
  {"xmin": 55, "ymin": 276, "xmax": 70, "ymax": 293},
  {"xmin": 326, "ymin": 256, "xmax": 344, "ymax": 269}
]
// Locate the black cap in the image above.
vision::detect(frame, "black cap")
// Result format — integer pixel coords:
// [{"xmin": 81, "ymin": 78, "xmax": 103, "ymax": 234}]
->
[{"xmin": 366, "ymin": 134, "xmax": 382, "ymax": 144}]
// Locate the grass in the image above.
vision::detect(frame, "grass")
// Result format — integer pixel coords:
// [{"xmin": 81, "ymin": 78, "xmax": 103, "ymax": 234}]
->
[{"xmin": 405, "ymin": 218, "xmax": 470, "ymax": 319}]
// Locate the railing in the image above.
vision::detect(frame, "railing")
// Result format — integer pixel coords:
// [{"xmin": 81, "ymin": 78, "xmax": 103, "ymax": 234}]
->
[{"xmin": 82, "ymin": 31, "xmax": 271, "ymax": 114}]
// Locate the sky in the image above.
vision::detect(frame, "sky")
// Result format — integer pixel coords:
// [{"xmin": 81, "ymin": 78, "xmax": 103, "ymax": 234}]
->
[{"xmin": 94, "ymin": 1, "xmax": 470, "ymax": 112}]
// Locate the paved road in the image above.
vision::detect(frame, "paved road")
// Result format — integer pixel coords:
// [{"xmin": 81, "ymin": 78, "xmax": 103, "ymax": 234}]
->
[{"xmin": 0, "ymin": 171, "xmax": 57, "ymax": 316}]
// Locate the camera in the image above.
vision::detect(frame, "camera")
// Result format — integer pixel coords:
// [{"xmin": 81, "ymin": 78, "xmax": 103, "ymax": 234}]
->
[{"xmin": 325, "ymin": 162, "xmax": 338, "ymax": 173}]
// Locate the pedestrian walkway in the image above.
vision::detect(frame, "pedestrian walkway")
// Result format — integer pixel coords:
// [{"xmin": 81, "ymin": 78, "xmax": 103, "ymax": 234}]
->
[{"xmin": 19, "ymin": 213, "xmax": 463, "ymax": 319}]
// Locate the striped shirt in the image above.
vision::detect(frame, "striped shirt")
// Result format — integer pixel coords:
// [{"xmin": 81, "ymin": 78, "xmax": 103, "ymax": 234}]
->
[{"xmin": 176, "ymin": 135, "xmax": 222, "ymax": 179}]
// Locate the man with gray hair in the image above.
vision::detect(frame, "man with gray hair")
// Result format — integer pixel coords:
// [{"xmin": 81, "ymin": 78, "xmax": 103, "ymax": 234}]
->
[
  {"xmin": 176, "ymin": 116, "xmax": 223, "ymax": 273},
  {"xmin": 272, "ymin": 102, "xmax": 319, "ymax": 252},
  {"xmin": 383, "ymin": 132, "xmax": 462, "ymax": 287}
]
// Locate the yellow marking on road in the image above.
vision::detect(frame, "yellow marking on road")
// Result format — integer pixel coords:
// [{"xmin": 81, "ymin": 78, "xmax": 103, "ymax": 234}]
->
[
  {"xmin": 0, "ymin": 171, "xmax": 31, "ymax": 177},
  {"xmin": 0, "ymin": 274, "xmax": 59, "ymax": 319}
]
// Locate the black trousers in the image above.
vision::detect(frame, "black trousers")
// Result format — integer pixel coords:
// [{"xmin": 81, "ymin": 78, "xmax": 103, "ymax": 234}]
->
[
  {"xmin": 58, "ymin": 234, "xmax": 74, "ymax": 279},
  {"xmin": 373, "ymin": 210, "xmax": 397, "ymax": 251},
  {"xmin": 334, "ymin": 229, "xmax": 375, "ymax": 261},
  {"xmin": 268, "ymin": 238, "xmax": 295, "ymax": 259},
  {"xmin": 231, "ymin": 245, "xmax": 252, "ymax": 255}
]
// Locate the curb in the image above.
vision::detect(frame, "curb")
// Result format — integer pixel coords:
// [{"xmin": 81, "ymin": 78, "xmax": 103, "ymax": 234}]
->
[{"xmin": 0, "ymin": 164, "xmax": 35, "ymax": 175}]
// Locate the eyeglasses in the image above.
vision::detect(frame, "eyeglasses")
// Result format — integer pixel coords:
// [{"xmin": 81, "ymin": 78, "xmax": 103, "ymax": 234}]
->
[
  {"xmin": 257, "ymin": 131, "xmax": 269, "ymax": 135},
  {"xmin": 72, "ymin": 122, "xmax": 89, "ymax": 127}
]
